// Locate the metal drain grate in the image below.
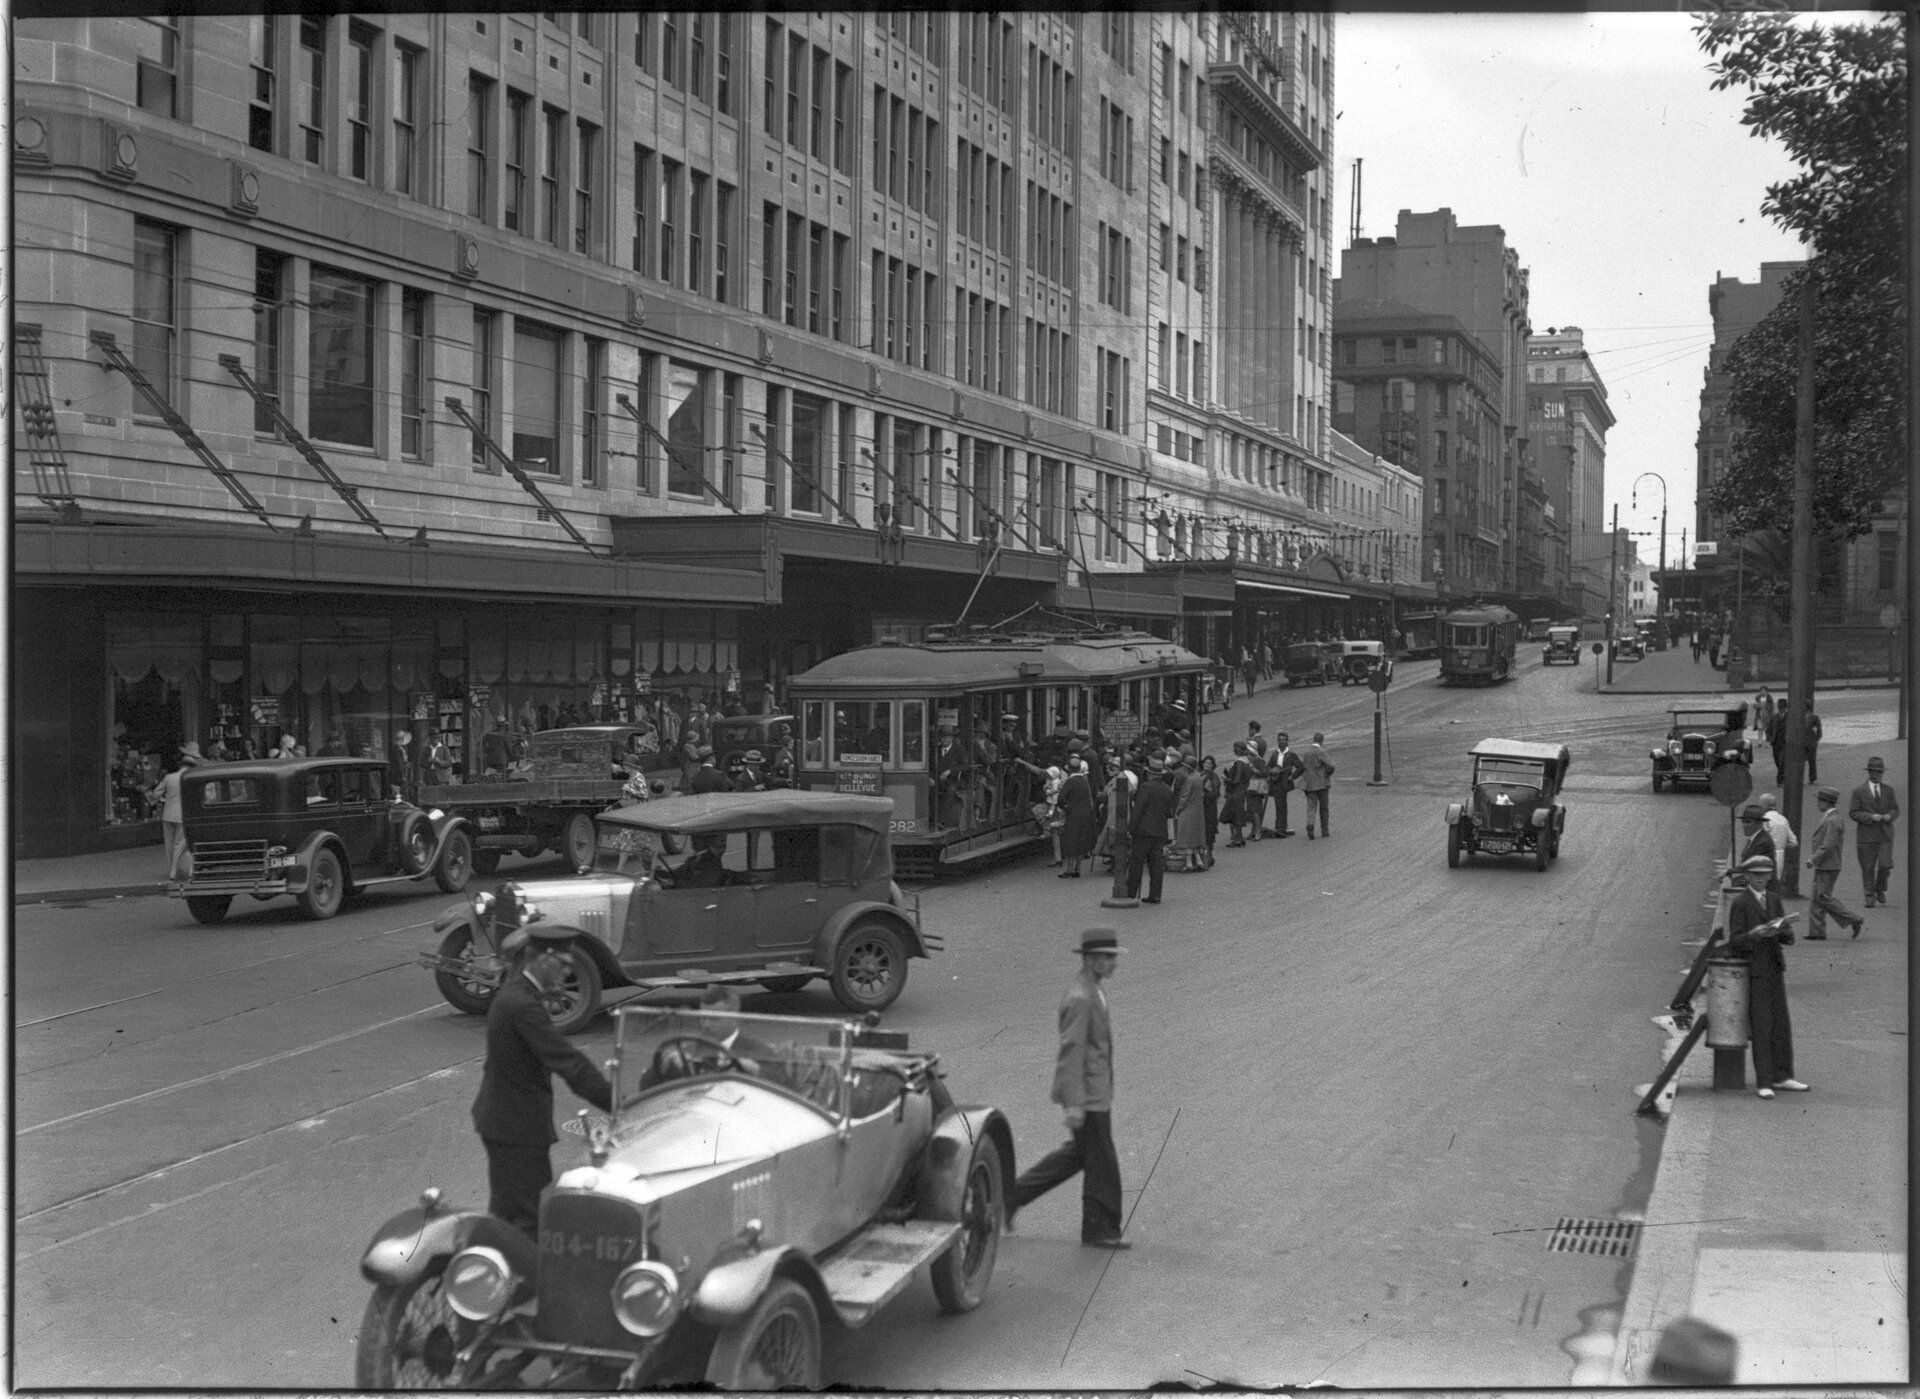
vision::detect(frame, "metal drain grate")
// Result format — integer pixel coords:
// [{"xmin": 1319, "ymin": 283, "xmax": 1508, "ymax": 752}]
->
[{"xmin": 1547, "ymin": 1217, "xmax": 1641, "ymax": 1256}]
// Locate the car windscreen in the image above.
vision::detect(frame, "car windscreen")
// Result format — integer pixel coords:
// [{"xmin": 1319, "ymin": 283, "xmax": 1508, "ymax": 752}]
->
[
  {"xmin": 1474, "ymin": 758, "xmax": 1546, "ymax": 784},
  {"xmin": 612, "ymin": 1008, "xmax": 859, "ymax": 1119}
]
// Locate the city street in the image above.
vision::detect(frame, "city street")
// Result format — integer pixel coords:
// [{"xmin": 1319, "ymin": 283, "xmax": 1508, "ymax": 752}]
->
[{"xmin": 13, "ymin": 654, "xmax": 1895, "ymax": 1389}]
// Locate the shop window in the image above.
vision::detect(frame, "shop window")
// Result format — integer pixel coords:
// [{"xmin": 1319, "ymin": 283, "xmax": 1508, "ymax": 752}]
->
[{"xmin": 107, "ymin": 613, "xmax": 203, "ymax": 826}]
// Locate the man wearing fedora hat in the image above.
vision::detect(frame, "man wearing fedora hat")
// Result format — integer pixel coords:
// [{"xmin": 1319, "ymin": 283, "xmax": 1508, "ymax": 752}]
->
[
  {"xmin": 1848, "ymin": 756, "xmax": 1899, "ymax": 907},
  {"xmin": 1009, "ymin": 929, "xmax": 1131, "ymax": 1248},
  {"xmin": 1805, "ymin": 786, "xmax": 1865, "ymax": 939},
  {"xmin": 471, "ymin": 920, "xmax": 612, "ymax": 1236},
  {"xmin": 1124, "ymin": 755, "xmax": 1177, "ymax": 904},
  {"xmin": 1726, "ymin": 854, "xmax": 1807, "ymax": 1099},
  {"xmin": 1737, "ymin": 801, "xmax": 1775, "ymax": 871},
  {"xmin": 151, "ymin": 741, "xmax": 202, "ymax": 883}
]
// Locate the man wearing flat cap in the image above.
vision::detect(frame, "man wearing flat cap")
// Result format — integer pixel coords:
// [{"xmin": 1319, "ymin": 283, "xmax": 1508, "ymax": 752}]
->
[
  {"xmin": 1805, "ymin": 785, "xmax": 1864, "ymax": 939},
  {"xmin": 1725, "ymin": 853, "xmax": 1807, "ymax": 1098},
  {"xmin": 1848, "ymin": 756, "xmax": 1899, "ymax": 907},
  {"xmin": 1009, "ymin": 929, "xmax": 1131, "ymax": 1248},
  {"xmin": 471, "ymin": 920, "xmax": 612, "ymax": 1235}
]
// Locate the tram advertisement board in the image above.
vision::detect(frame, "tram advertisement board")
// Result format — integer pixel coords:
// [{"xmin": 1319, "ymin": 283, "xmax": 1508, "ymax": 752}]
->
[{"xmin": 1103, "ymin": 712, "xmax": 1143, "ymax": 745}]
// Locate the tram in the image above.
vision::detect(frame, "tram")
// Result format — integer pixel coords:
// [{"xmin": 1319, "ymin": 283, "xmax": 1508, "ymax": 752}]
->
[
  {"xmin": 785, "ymin": 616, "xmax": 1212, "ymax": 876},
  {"xmin": 1438, "ymin": 604, "xmax": 1520, "ymax": 685}
]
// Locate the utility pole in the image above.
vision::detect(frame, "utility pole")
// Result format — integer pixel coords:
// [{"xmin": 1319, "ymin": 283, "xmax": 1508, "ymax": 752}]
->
[
  {"xmin": 1783, "ymin": 264, "xmax": 1817, "ymax": 900},
  {"xmin": 1606, "ymin": 504, "xmax": 1619, "ymax": 686}
]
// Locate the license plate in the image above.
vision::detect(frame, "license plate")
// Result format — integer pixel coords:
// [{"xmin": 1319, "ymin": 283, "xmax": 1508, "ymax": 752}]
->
[
  {"xmin": 1479, "ymin": 840, "xmax": 1513, "ymax": 852},
  {"xmin": 478, "ymin": 815, "xmax": 502, "ymax": 831}
]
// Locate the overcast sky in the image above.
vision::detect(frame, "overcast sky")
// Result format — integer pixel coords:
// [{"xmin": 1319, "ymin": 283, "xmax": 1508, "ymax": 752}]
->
[{"xmin": 1330, "ymin": 10, "xmax": 1834, "ymax": 573}]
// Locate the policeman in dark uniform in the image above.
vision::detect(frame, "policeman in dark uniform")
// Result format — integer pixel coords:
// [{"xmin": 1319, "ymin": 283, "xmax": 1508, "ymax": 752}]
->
[{"xmin": 471, "ymin": 922, "xmax": 613, "ymax": 1236}]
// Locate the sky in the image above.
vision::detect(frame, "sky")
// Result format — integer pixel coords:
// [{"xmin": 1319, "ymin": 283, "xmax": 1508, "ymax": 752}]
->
[{"xmin": 1330, "ymin": 10, "xmax": 1833, "ymax": 576}]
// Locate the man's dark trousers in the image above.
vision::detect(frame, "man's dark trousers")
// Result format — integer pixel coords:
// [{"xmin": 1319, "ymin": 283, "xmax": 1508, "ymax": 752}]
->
[
  {"xmin": 1273, "ymin": 788, "xmax": 1292, "ymax": 835},
  {"xmin": 1125, "ymin": 839, "xmax": 1166, "ymax": 901},
  {"xmin": 482, "ymin": 1140, "xmax": 552, "ymax": 1237},
  {"xmin": 1010, "ymin": 1111, "xmax": 1123, "ymax": 1241}
]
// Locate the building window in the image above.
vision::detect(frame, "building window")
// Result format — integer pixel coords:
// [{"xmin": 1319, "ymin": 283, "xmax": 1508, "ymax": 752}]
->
[
  {"xmin": 807, "ymin": 222, "xmax": 825, "ymax": 333},
  {"xmin": 688, "ymin": 171, "xmax": 708, "ymax": 293},
  {"xmin": 512, "ymin": 322, "xmax": 562, "ymax": 475},
  {"xmin": 764, "ymin": 22, "xmax": 782, "ymax": 141},
  {"xmin": 248, "ymin": 16, "xmax": 276, "ymax": 151},
  {"xmin": 790, "ymin": 392, "xmax": 827, "ymax": 515},
  {"xmin": 833, "ymin": 62, "xmax": 852, "ymax": 172},
  {"xmin": 715, "ymin": 15, "xmax": 733, "ymax": 112},
  {"xmin": 1878, "ymin": 530, "xmax": 1899, "ymax": 591},
  {"xmin": 715, "ymin": 182, "xmax": 735, "ymax": 304},
  {"xmin": 665, "ymin": 360, "xmax": 708, "ymax": 498},
  {"xmin": 632, "ymin": 144, "xmax": 654, "ymax": 272},
  {"xmin": 661, "ymin": 13, "xmax": 680, "ymax": 86},
  {"xmin": 251, "ymin": 249, "xmax": 286, "ymax": 435},
  {"xmin": 467, "ymin": 74, "xmax": 493, "ymax": 220},
  {"xmin": 391, "ymin": 42, "xmax": 422, "ymax": 197},
  {"xmin": 787, "ymin": 35, "xmax": 805, "ymax": 150},
  {"xmin": 784, "ymin": 212, "xmax": 802, "ymax": 326},
  {"xmin": 471, "ymin": 310, "xmax": 495, "ymax": 465},
  {"xmin": 830, "ymin": 233, "xmax": 848, "ymax": 340},
  {"xmin": 810, "ymin": 48, "xmax": 828, "ymax": 160},
  {"xmin": 131, "ymin": 220, "xmax": 178, "ymax": 408},
  {"xmin": 309, "ymin": 266, "xmax": 376, "ymax": 448},
  {"xmin": 347, "ymin": 22, "xmax": 375, "ymax": 181},
  {"xmin": 298, "ymin": 16, "xmax": 326, "ymax": 164},
  {"xmin": 581, "ymin": 336, "xmax": 604, "ymax": 486},
  {"xmin": 688, "ymin": 15, "xmax": 708, "ymax": 101},
  {"xmin": 400, "ymin": 288, "xmax": 426, "ymax": 459},
  {"xmin": 574, "ymin": 119, "xmax": 598, "ymax": 255},
  {"xmin": 136, "ymin": 15, "xmax": 180, "ymax": 118},
  {"xmin": 504, "ymin": 91, "xmax": 530, "ymax": 232},
  {"xmin": 660, "ymin": 159, "xmax": 682, "ymax": 283},
  {"xmin": 541, "ymin": 106, "xmax": 565, "ymax": 245},
  {"xmin": 765, "ymin": 205, "xmax": 781, "ymax": 316}
]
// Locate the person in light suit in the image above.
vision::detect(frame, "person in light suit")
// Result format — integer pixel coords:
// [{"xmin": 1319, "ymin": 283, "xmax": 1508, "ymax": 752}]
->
[
  {"xmin": 1008, "ymin": 929, "xmax": 1131, "ymax": 1249},
  {"xmin": 1848, "ymin": 756, "xmax": 1899, "ymax": 907},
  {"xmin": 1804, "ymin": 786, "xmax": 1864, "ymax": 939}
]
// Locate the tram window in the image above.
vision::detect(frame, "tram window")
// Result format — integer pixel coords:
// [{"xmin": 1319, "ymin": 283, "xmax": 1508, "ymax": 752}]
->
[
  {"xmin": 900, "ymin": 699, "xmax": 926, "ymax": 766},
  {"xmin": 801, "ymin": 700, "xmax": 826, "ymax": 766},
  {"xmin": 832, "ymin": 700, "xmax": 892, "ymax": 763}
]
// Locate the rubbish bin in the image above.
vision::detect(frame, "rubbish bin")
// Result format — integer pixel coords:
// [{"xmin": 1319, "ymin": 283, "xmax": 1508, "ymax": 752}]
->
[{"xmin": 1704, "ymin": 957, "xmax": 1750, "ymax": 1047}]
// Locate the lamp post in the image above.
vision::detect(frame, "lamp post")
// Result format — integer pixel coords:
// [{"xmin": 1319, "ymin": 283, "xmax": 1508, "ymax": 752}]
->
[{"xmin": 1632, "ymin": 472, "xmax": 1669, "ymax": 640}]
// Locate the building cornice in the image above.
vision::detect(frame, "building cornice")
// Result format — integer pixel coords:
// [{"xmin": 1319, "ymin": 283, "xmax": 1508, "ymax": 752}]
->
[{"xmin": 1207, "ymin": 60, "xmax": 1325, "ymax": 174}]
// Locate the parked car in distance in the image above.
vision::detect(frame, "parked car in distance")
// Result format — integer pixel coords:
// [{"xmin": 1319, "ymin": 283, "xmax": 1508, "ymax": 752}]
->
[
  {"xmin": 170, "ymin": 757, "xmax": 474, "ymax": 924},
  {"xmin": 1445, "ymin": 739, "xmax": 1571, "ymax": 872},
  {"xmin": 1612, "ymin": 632, "xmax": 1645, "ymax": 661},
  {"xmin": 1284, "ymin": 641, "xmax": 1336, "ymax": 686},
  {"xmin": 1651, "ymin": 703, "xmax": 1751, "ymax": 792},
  {"xmin": 419, "ymin": 790, "xmax": 939, "ymax": 1032},
  {"xmin": 1542, "ymin": 625, "xmax": 1582, "ymax": 665},
  {"xmin": 1338, "ymin": 640, "xmax": 1389, "ymax": 685},
  {"xmin": 355, "ymin": 1005, "xmax": 1012, "ymax": 1390},
  {"xmin": 1527, "ymin": 617, "xmax": 1554, "ymax": 642}
]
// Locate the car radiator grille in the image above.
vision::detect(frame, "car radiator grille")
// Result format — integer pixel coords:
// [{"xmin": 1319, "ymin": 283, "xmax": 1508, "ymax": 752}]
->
[
  {"xmin": 1482, "ymin": 805, "xmax": 1517, "ymax": 833},
  {"xmin": 187, "ymin": 840, "xmax": 271, "ymax": 885},
  {"xmin": 1681, "ymin": 737, "xmax": 1707, "ymax": 754},
  {"xmin": 534, "ymin": 1192, "xmax": 650, "ymax": 1349}
]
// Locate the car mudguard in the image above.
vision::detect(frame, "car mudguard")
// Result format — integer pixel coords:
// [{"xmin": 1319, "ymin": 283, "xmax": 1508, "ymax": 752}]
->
[
  {"xmin": 689, "ymin": 1244, "xmax": 831, "ymax": 1327},
  {"xmin": 1444, "ymin": 802, "xmax": 1463, "ymax": 826},
  {"xmin": 817, "ymin": 899, "xmax": 929, "ymax": 960},
  {"xmin": 917, "ymin": 1106, "xmax": 1015, "ymax": 1222},
  {"xmin": 1553, "ymin": 805, "xmax": 1568, "ymax": 834},
  {"xmin": 420, "ymin": 811, "xmax": 474, "ymax": 878},
  {"xmin": 1530, "ymin": 807, "xmax": 1551, "ymax": 830},
  {"xmin": 359, "ymin": 1198, "xmax": 537, "ymax": 1288},
  {"xmin": 289, "ymin": 830, "xmax": 348, "ymax": 893}
]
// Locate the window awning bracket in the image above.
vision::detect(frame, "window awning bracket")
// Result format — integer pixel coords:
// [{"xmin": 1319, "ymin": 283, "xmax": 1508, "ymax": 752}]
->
[
  {"xmin": 614, "ymin": 395, "xmax": 745, "ymax": 515},
  {"xmin": 445, "ymin": 396, "xmax": 600, "ymax": 555},
  {"xmin": 218, "ymin": 354, "xmax": 387, "ymax": 537}
]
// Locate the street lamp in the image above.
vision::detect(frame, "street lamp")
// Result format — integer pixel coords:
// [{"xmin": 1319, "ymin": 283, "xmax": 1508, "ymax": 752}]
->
[{"xmin": 1632, "ymin": 472, "xmax": 1669, "ymax": 639}]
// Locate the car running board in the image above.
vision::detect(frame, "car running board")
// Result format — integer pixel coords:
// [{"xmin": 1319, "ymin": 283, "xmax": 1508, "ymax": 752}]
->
[
  {"xmin": 816, "ymin": 1220, "xmax": 962, "ymax": 1326},
  {"xmin": 625, "ymin": 963, "xmax": 825, "ymax": 990}
]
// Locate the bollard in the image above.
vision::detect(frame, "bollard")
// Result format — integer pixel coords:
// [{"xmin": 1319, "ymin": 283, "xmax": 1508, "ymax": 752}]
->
[{"xmin": 1703, "ymin": 956, "xmax": 1750, "ymax": 1089}]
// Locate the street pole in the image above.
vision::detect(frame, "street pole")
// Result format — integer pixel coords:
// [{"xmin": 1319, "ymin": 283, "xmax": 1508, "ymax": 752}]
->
[
  {"xmin": 1782, "ymin": 264, "xmax": 1817, "ymax": 899},
  {"xmin": 1606, "ymin": 504, "xmax": 1618, "ymax": 686},
  {"xmin": 1657, "ymin": 498, "xmax": 1668, "ymax": 640}
]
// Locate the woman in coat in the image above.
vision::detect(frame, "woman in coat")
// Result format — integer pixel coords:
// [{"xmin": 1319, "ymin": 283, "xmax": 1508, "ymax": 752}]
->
[
  {"xmin": 1221, "ymin": 740, "xmax": 1252, "ymax": 847},
  {"xmin": 1171, "ymin": 756, "xmax": 1207, "ymax": 870},
  {"xmin": 1199, "ymin": 755, "xmax": 1222, "ymax": 868},
  {"xmin": 1055, "ymin": 755, "xmax": 1099, "ymax": 878}
]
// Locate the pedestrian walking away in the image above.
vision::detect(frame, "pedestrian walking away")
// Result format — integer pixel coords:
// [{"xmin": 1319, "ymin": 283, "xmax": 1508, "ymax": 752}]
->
[
  {"xmin": 1299, "ymin": 732, "xmax": 1335, "ymax": 839},
  {"xmin": 149, "ymin": 741, "xmax": 202, "ymax": 882},
  {"xmin": 1847, "ymin": 756, "xmax": 1899, "ymax": 907},
  {"xmin": 1009, "ymin": 929, "xmax": 1131, "ymax": 1249},
  {"xmin": 470, "ymin": 921, "xmax": 614, "ymax": 1236},
  {"xmin": 1124, "ymin": 757, "xmax": 1176, "ymax": 903},
  {"xmin": 1725, "ymin": 854, "xmax": 1808, "ymax": 1099},
  {"xmin": 1803, "ymin": 786, "xmax": 1864, "ymax": 939}
]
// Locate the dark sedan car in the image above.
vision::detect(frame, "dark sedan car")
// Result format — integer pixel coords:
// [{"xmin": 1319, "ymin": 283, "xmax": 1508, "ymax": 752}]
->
[{"xmin": 1650, "ymin": 704, "xmax": 1750, "ymax": 792}]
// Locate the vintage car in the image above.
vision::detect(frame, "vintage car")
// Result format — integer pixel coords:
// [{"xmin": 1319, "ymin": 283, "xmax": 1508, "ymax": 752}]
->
[
  {"xmin": 1444, "ymin": 739, "xmax": 1571, "ymax": 871},
  {"xmin": 1650, "ymin": 703, "xmax": 1751, "ymax": 792},
  {"xmin": 169, "ymin": 757, "xmax": 473, "ymax": 924},
  {"xmin": 708, "ymin": 713, "xmax": 797, "ymax": 772},
  {"xmin": 1542, "ymin": 625, "xmax": 1582, "ymax": 665},
  {"xmin": 1284, "ymin": 641, "xmax": 1336, "ymax": 687},
  {"xmin": 419, "ymin": 790, "xmax": 938, "ymax": 1031},
  {"xmin": 1338, "ymin": 639, "xmax": 1389, "ymax": 685},
  {"xmin": 355, "ymin": 1005, "xmax": 1011, "ymax": 1390},
  {"xmin": 1611, "ymin": 632, "xmax": 1645, "ymax": 661}
]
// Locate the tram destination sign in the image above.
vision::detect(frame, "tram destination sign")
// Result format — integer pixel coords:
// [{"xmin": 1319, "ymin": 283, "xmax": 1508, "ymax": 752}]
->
[{"xmin": 834, "ymin": 767, "xmax": 883, "ymax": 795}]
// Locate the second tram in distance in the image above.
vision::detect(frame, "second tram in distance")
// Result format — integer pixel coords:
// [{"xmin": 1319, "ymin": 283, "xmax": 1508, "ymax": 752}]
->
[
  {"xmin": 785, "ymin": 621, "xmax": 1212, "ymax": 876},
  {"xmin": 1438, "ymin": 604, "xmax": 1521, "ymax": 685}
]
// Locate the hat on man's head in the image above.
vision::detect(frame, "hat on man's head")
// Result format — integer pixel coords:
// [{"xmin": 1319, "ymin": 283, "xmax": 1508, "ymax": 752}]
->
[
  {"xmin": 1738, "ymin": 854, "xmax": 1775, "ymax": 876},
  {"xmin": 178, "ymin": 741, "xmax": 203, "ymax": 764},
  {"xmin": 1147, "ymin": 756, "xmax": 1167, "ymax": 773},
  {"xmin": 1739, "ymin": 803, "xmax": 1765, "ymax": 820},
  {"xmin": 743, "ymin": 749, "xmax": 764, "ymax": 763},
  {"xmin": 1075, "ymin": 928, "xmax": 1126, "ymax": 956},
  {"xmin": 696, "ymin": 744, "xmax": 714, "ymax": 759},
  {"xmin": 1866, "ymin": 756, "xmax": 1886, "ymax": 772},
  {"xmin": 1816, "ymin": 786, "xmax": 1839, "ymax": 803}
]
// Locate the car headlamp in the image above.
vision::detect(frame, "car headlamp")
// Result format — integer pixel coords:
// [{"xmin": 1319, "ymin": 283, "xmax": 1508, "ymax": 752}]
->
[
  {"xmin": 1667, "ymin": 740, "xmax": 1683, "ymax": 755},
  {"xmin": 610, "ymin": 1260, "xmax": 680, "ymax": 1337},
  {"xmin": 444, "ymin": 1245, "xmax": 516, "ymax": 1321}
]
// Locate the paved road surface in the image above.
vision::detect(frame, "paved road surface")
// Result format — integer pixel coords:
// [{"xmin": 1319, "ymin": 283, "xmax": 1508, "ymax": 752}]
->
[{"xmin": 17, "ymin": 655, "xmax": 1888, "ymax": 1388}]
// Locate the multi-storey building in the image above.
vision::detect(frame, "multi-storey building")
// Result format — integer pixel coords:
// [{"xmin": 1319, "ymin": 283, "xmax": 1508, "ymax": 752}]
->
[
  {"xmin": 1526, "ymin": 327, "xmax": 1613, "ymax": 618},
  {"xmin": 1334, "ymin": 208, "xmax": 1543, "ymax": 611},
  {"xmin": 11, "ymin": 11, "xmax": 1386, "ymax": 856},
  {"xmin": 1696, "ymin": 262, "xmax": 1799, "ymax": 555}
]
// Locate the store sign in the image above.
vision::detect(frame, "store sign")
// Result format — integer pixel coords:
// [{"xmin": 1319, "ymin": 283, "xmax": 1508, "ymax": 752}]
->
[
  {"xmin": 1694, "ymin": 541, "xmax": 1718, "ymax": 557},
  {"xmin": 834, "ymin": 768, "xmax": 883, "ymax": 795}
]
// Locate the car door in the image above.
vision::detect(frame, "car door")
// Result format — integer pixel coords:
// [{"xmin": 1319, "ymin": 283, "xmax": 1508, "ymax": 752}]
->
[
  {"xmin": 621, "ymin": 831, "xmax": 752, "ymax": 963},
  {"xmin": 748, "ymin": 827, "xmax": 826, "ymax": 951}
]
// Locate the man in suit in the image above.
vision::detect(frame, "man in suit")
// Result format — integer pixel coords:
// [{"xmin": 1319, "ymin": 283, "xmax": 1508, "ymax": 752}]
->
[
  {"xmin": 1801, "ymin": 703, "xmax": 1823, "ymax": 782},
  {"xmin": 471, "ymin": 925, "xmax": 613, "ymax": 1236},
  {"xmin": 1848, "ymin": 755, "xmax": 1899, "ymax": 907},
  {"xmin": 1737, "ymin": 802, "xmax": 1776, "ymax": 872},
  {"xmin": 1726, "ymin": 855, "xmax": 1807, "ymax": 1099},
  {"xmin": 1804, "ymin": 786, "xmax": 1864, "ymax": 939},
  {"xmin": 1124, "ymin": 757, "xmax": 1176, "ymax": 904},
  {"xmin": 1008, "ymin": 929, "xmax": 1130, "ymax": 1249},
  {"xmin": 1269, "ymin": 731, "xmax": 1306, "ymax": 838},
  {"xmin": 1243, "ymin": 721, "xmax": 1271, "ymax": 840},
  {"xmin": 1299, "ymin": 732, "xmax": 1336, "ymax": 839},
  {"xmin": 687, "ymin": 745, "xmax": 730, "ymax": 794}
]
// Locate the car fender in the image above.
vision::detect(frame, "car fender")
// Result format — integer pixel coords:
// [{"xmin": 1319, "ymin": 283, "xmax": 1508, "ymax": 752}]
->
[
  {"xmin": 1444, "ymin": 802, "xmax": 1463, "ymax": 826},
  {"xmin": 359, "ymin": 1200, "xmax": 537, "ymax": 1288},
  {"xmin": 817, "ymin": 899, "xmax": 928, "ymax": 960},
  {"xmin": 1530, "ymin": 806, "xmax": 1551, "ymax": 830},
  {"xmin": 1553, "ymin": 805, "xmax": 1568, "ymax": 834},
  {"xmin": 434, "ymin": 898, "xmax": 500, "ymax": 955},
  {"xmin": 689, "ymin": 1244, "xmax": 833, "ymax": 1327},
  {"xmin": 918, "ymin": 1106, "xmax": 1015, "ymax": 1220},
  {"xmin": 289, "ymin": 830, "xmax": 349, "ymax": 892},
  {"xmin": 418, "ymin": 811, "xmax": 474, "ymax": 879}
]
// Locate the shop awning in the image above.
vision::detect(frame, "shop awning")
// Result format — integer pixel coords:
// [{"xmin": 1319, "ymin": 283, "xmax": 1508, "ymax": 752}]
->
[{"xmin": 1238, "ymin": 579, "xmax": 1351, "ymax": 600}]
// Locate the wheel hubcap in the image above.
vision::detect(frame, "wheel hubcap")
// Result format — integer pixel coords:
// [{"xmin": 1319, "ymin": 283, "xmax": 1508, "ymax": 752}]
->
[
  {"xmin": 847, "ymin": 942, "xmax": 891, "ymax": 997},
  {"xmin": 748, "ymin": 1313, "xmax": 810, "ymax": 1385}
]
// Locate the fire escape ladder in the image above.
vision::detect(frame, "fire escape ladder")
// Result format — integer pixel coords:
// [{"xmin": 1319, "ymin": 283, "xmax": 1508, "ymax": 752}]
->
[
  {"xmin": 444, "ymin": 396, "xmax": 599, "ymax": 555},
  {"xmin": 12, "ymin": 323, "xmax": 82, "ymax": 518},
  {"xmin": 218, "ymin": 354, "xmax": 387, "ymax": 537},
  {"xmin": 613, "ymin": 395, "xmax": 744, "ymax": 515},
  {"xmin": 749, "ymin": 421, "xmax": 863, "ymax": 528},
  {"xmin": 88, "ymin": 330, "xmax": 280, "ymax": 531}
]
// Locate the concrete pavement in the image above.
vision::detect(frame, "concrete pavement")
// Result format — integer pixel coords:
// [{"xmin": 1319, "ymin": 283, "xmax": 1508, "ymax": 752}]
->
[{"xmin": 1597, "ymin": 640, "xmax": 1898, "ymax": 696}]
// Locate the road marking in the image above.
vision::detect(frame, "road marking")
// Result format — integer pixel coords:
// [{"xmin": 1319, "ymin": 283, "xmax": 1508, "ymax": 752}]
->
[{"xmin": 18, "ymin": 1003, "xmax": 447, "ymax": 1137}]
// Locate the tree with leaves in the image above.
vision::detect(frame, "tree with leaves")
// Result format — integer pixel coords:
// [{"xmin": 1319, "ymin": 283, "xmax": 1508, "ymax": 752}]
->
[{"xmin": 1695, "ymin": 10, "xmax": 1906, "ymax": 539}]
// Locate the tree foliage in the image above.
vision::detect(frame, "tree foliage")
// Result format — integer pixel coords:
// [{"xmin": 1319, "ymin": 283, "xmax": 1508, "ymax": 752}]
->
[{"xmin": 1695, "ymin": 10, "xmax": 1906, "ymax": 538}]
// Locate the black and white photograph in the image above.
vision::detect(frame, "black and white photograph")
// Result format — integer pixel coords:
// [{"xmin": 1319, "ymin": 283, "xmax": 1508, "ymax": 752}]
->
[{"xmin": 10, "ymin": 5, "xmax": 1910, "ymax": 1391}]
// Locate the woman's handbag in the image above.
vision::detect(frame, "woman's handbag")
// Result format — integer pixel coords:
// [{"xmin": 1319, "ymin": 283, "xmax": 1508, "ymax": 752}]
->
[{"xmin": 1247, "ymin": 770, "xmax": 1270, "ymax": 796}]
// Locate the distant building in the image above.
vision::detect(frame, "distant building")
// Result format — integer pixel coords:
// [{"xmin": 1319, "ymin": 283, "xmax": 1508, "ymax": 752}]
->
[
  {"xmin": 1696, "ymin": 263, "xmax": 1801, "ymax": 554},
  {"xmin": 1527, "ymin": 328, "xmax": 1614, "ymax": 619}
]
